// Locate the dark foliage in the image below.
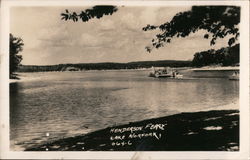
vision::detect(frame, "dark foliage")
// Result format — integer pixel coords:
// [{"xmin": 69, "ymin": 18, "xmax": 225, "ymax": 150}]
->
[
  {"xmin": 61, "ymin": 5, "xmax": 118, "ymax": 22},
  {"xmin": 10, "ymin": 33, "xmax": 24, "ymax": 78},
  {"xmin": 192, "ymin": 44, "xmax": 239, "ymax": 67},
  {"xmin": 143, "ymin": 6, "xmax": 240, "ymax": 52}
]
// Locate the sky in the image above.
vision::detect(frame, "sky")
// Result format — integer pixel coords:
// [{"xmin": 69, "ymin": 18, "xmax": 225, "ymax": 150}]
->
[{"xmin": 10, "ymin": 6, "xmax": 231, "ymax": 65}]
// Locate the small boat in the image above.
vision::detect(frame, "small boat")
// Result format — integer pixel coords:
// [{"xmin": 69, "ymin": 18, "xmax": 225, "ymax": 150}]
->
[
  {"xmin": 149, "ymin": 67, "xmax": 183, "ymax": 78},
  {"xmin": 229, "ymin": 71, "xmax": 239, "ymax": 80},
  {"xmin": 175, "ymin": 74, "xmax": 183, "ymax": 79}
]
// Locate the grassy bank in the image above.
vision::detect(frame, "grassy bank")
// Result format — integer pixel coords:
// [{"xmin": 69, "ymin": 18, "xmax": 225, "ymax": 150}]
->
[{"xmin": 26, "ymin": 110, "xmax": 239, "ymax": 151}]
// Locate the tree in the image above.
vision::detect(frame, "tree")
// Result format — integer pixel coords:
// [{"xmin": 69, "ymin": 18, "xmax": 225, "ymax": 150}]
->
[
  {"xmin": 61, "ymin": 5, "xmax": 118, "ymax": 22},
  {"xmin": 192, "ymin": 44, "xmax": 239, "ymax": 67},
  {"xmin": 10, "ymin": 33, "xmax": 24, "ymax": 78},
  {"xmin": 143, "ymin": 6, "xmax": 240, "ymax": 52}
]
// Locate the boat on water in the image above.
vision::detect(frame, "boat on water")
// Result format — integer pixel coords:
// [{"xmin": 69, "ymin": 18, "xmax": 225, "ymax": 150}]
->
[
  {"xmin": 149, "ymin": 67, "xmax": 183, "ymax": 78},
  {"xmin": 229, "ymin": 71, "xmax": 239, "ymax": 80}
]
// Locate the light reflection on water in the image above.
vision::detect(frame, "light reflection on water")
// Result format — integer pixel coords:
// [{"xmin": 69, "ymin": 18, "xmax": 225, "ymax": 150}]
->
[{"xmin": 10, "ymin": 70, "xmax": 239, "ymax": 150}]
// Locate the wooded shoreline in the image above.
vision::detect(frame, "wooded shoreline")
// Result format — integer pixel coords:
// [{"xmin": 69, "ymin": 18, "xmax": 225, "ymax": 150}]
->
[{"xmin": 17, "ymin": 60, "xmax": 191, "ymax": 72}]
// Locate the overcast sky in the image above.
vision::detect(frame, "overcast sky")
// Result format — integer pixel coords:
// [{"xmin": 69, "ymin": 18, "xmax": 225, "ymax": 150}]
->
[{"xmin": 10, "ymin": 6, "xmax": 230, "ymax": 65}]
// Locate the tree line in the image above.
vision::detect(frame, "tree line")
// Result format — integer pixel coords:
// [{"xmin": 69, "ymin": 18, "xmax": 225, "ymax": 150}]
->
[
  {"xmin": 10, "ymin": 33, "xmax": 23, "ymax": 79},
  {"xmin": 17, "ymin": 60, "xmax": 192, "ymax": 72},
  {"xmin": 192, "ymin": 44, "xmax": 239, "ymax": 67}
]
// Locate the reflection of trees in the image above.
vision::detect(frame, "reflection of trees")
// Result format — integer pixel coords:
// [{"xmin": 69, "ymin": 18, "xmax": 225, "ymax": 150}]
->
[{"xmin": 10, "ymin": 83, "xmax": 22, "ymax": 127}]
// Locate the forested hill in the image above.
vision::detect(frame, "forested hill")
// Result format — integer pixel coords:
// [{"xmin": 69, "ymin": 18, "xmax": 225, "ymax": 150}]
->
[{"xmin": 17, "ymin": 60, "xmax": 191, "ymax": 72}]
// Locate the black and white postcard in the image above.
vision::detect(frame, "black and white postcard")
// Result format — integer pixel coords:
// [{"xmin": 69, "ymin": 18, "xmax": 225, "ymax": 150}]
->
[{"xmin": 0, "ymin": 0, "xmax": 249, "ymax": 159}]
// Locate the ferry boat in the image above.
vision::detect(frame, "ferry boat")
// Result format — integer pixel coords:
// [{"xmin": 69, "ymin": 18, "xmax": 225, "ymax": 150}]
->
[{"xmin": 149, "ymin": 67, "xmax": 183, "ymax": 78}]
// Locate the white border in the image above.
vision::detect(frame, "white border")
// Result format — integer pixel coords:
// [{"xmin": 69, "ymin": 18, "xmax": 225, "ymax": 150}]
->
[{"xmin": 0, "ymin": 0, "xmax": 249, "ymax": 159}]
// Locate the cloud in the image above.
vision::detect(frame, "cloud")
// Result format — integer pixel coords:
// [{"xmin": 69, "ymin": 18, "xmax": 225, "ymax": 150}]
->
[
  {"xmin": 99, "ymin": 19, "xmax": 115, "ymax": 31},
  {"xmin": 120, "ymin": 12, "xmax": 142, "ymax": 30},
  {"xmin": 79, "ymin": 33, "xmax": 102, "ymax": 46},
  {"xmin": 139, "ymin": 7, "xmax": 159, "ymax": 25},
  {"xmin": 11, "ymin": 6, "xmax": 231, "ymax": 65}
]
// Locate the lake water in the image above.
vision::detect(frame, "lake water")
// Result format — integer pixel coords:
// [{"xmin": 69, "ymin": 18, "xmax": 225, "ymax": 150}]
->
[{"xmin": 10, "ymin": 69, "xmax": 239, "ymax": 150}]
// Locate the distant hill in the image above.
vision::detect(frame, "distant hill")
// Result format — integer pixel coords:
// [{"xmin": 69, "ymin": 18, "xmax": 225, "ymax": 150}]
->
[{"xmin": 17, "ymin": 60, "xmax": 191, "ymax": 72}]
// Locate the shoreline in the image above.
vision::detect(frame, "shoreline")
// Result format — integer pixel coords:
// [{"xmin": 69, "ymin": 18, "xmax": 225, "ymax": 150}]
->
[
  {"xmin": 25, "ymin": 109, "xmax": 239, "ymax": 151},
  {"xmin": 9, "ymin": 66, "xmax": 239, "ymax": 83},
  {"xmin": 191, "ymin": 66, "xmax": 239, "ymax": 71},
  {"xmin": 14, "ymin": 66, "xmax": 239, "ymax": 73}
]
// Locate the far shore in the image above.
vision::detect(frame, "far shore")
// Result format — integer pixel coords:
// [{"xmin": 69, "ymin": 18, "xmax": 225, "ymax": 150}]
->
[
  {"xmin": 9, "ymin": 66, "xmax": 239, "ymax": 83},
  {"xmin": 25, "ymin": 109, "xmax": 239, "ymax": 151},
  {"xmin": 191, "ymin": 66, "xmax": 239, "ymax": 71}
]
